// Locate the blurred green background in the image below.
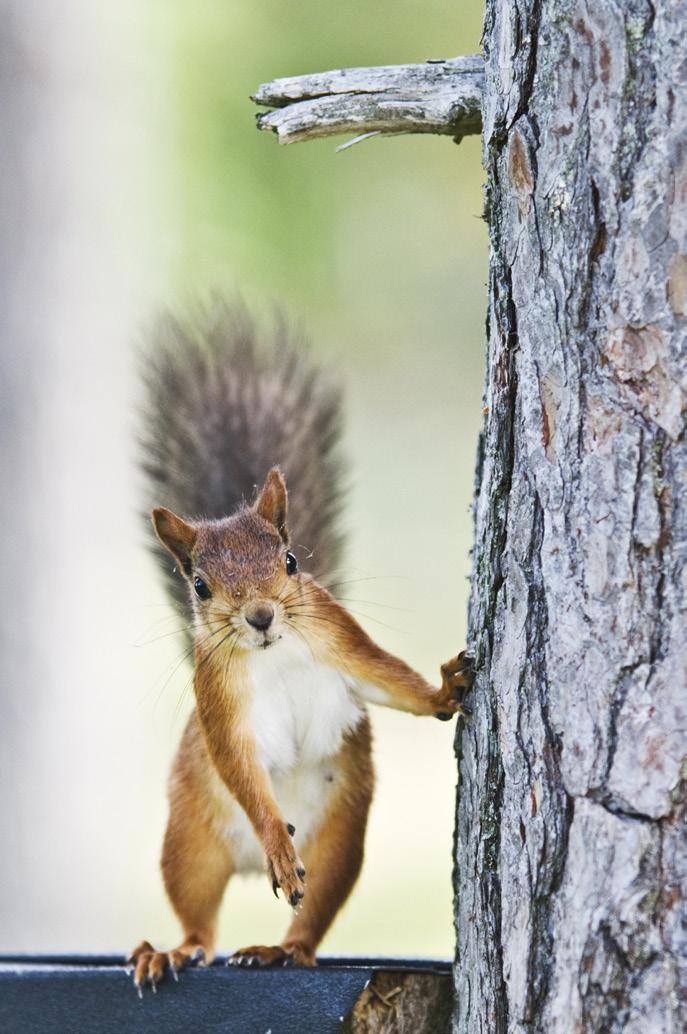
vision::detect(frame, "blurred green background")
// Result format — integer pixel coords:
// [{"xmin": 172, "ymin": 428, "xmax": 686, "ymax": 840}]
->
[{"xmin": 1, "ymin": 0, "xmax": 486, "ymax": 959}]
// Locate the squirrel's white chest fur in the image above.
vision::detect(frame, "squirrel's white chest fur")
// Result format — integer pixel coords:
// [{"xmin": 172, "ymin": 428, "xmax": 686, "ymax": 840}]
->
[
  {"xmin": 223, "ymin": 635, "xmax": 364, "ymax": 873},
  {"xmin": 247, "ymin": 635, "xmax": 362, "ymax": 770}
]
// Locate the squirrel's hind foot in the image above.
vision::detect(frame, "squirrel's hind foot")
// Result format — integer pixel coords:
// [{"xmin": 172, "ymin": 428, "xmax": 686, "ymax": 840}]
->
[
  {"xmin": 127, "ymin": 939, "xmax": 206, "ymax": 995},
  {"xmin": 227, "ymin": 943, "xmax": 315, "ymax": 968}
]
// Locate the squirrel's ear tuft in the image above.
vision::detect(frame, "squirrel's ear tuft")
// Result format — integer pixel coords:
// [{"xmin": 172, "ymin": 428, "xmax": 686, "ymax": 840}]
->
[
  {"xmin": 151, "ymin": 507, "xmax": 197, "ymax": 575},
  {"xmin": 254, "ymin": 467, "xmax": 289, "ymax": 544}
]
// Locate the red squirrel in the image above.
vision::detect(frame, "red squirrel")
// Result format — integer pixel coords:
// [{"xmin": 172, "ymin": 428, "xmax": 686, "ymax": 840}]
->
[{"xmin": 129, "ymin": 303, "xmax": 473, "ymax": 991}]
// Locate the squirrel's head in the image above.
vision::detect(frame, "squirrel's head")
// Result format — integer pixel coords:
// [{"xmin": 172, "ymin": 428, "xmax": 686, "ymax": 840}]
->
[{"xmin": 152, "ymin": 467, "xmax": 305, "ymax": 654}]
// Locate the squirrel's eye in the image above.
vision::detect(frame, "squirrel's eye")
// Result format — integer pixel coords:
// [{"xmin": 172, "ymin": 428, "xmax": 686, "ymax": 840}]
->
[
  {"xmin": 285, "ymin": 551, "xmax": 298, "ymax": 576},
  {"xmin": 194, "ymin": 576, "xmax": 211, "ymax": 600}
]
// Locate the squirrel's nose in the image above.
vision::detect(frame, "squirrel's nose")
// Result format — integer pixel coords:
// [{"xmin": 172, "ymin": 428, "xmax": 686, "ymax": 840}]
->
[{"xmin": 245, "ymin": 601, "xmax": 275, "ymax": 632}]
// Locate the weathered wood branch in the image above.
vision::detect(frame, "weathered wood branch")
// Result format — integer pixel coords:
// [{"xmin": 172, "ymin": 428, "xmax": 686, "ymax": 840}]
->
[{"xmin": 252, "ymin": 56, "xmax": 483, "ymax": 145}]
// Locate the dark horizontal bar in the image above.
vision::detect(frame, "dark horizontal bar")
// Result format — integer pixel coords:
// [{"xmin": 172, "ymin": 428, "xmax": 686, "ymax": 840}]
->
[{"xmin": 0, "ymin": 955, "xmax": 452, "ymax": 1034}]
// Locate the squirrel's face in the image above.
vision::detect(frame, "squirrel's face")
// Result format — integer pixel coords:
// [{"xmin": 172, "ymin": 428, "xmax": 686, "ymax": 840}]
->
[
  {"xmin": 151, "ymin": 467, "xmax": 307, "ymax": 654},
  {"xmin": 187, "ymin": 511, "xmax": 301, "ymax": 651}
]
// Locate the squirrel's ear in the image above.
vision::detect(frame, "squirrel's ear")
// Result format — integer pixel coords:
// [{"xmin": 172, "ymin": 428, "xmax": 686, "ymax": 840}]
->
[
  {"xmin": 151, "ymin": 507, "xmax": 197, "ymax": 575},
  {"xmin": 254, "ymin": 467, "xmax": 289, "ymax": 544}
]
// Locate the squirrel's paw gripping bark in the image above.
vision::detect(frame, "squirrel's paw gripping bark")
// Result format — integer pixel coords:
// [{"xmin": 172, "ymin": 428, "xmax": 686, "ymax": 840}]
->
[
  {"xmin": 227, "ymin": 942, "xmax": 315, "ymax": 968},
  {"xmin": 434, "ymin": 651, "xmax": 474, "ymax": 721},
  {"xmin": 128, "ymin": 939, "xmax": 206, "ymax": 995},
  {"xmin": 265, "ymin": 821, "xmax": 306, "ymax": 907}
]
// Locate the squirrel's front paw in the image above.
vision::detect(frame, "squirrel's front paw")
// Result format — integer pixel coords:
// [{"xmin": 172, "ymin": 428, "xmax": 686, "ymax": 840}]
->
[
  {"xmin": 434, "ymin": 651, "xmax": 474, "ymax": 721},
  {"xmin": 265, "ymin": 821, "xmax": 306, "ymax": 908}
]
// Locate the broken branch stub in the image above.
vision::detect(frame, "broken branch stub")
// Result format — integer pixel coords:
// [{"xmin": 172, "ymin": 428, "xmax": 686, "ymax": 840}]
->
[{"xmin": 252, "ymin": 56, "xmax": 484, "ymax": 145}]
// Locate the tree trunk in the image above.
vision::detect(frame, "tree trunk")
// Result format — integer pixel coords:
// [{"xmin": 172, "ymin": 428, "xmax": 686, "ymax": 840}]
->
[
  {"xmin": 454, "ymin": 2, "xmax": 686, "ymax": 1032},
  {"xmin": 0, "ymin": 5, "xmax": 42, "ymax": 920}
]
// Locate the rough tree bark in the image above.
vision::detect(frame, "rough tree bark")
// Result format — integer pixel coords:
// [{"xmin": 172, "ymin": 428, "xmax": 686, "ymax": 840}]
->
[{"xmin": 455, "ymin": 2, "xmax": 686, "ymax": 1033}]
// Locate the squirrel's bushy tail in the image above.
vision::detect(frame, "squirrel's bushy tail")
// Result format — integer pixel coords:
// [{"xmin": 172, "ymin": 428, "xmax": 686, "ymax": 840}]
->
[{"xmin": 141, "ymin": 299, "xmax": 346, "ymax": 617}]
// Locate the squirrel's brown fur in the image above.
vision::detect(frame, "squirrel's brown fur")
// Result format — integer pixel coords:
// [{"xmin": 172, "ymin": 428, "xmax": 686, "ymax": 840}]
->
[{"xmin": 130, "ymin": 308, "xmax": 472, "ymax": 991}]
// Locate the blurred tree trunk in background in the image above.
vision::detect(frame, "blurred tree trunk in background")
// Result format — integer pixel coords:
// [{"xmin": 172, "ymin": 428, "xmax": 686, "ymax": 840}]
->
[
  {"xmin": 0, "ymin": 4, "xmax": 39, "ymax": 915},
  {"xmin": 455, "ymin": 2, "xmax": 686, "ymax": 1032}
]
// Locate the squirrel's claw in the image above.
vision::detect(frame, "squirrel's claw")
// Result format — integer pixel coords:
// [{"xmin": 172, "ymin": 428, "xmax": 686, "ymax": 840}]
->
[{"xmin": 266, "ymin": 824, "xmax": 306, "ymax": 908}]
